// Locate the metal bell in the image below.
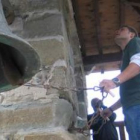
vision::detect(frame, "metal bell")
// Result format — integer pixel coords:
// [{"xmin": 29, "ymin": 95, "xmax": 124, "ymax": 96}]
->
[{"xmin": 0, "ymin": 0, "xmax": 40, "ymax": 92}]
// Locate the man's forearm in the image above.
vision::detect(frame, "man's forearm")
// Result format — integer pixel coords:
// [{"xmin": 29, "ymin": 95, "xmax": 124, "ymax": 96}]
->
[
  {"xmin": 117, "ymin": 63, "xmax": 140, "ymax": 84},
  {"xmin": 110, "ymin": 99, "xmax": 122, "ymax": 111}
]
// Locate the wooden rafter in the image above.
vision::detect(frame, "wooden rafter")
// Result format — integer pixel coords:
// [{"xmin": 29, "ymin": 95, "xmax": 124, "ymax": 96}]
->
[
  {"xmin": 119, "ymin": 0, "xmax": 125, "ymax": 26},
  {"xmin": 129, "ymin": 2, "xmax": 140, "ymax": 8},
  {"xmin": 83, "ymin": 52, "xmax": 122, "ymax": 65},
  {"xmin": 71, "ymin": 0, "xmax": 86, "ymax": 57},
  {"xmin": 93, "ymin": 0, "xmax": 103, "ymax": 55},
  {"xmin": 83, "ymin": 52, "xmax": 122, "ymax": 71},
  {"xmin": 128, "ymin": 2, "xmax": 140, "ymax": 15}
]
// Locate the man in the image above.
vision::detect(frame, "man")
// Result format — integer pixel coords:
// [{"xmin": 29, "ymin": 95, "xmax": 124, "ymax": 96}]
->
[
  {"xmin": 87, "ymin": 98, "xmax": 118, "ymax": 140},
  {"xmin": 100, "ymin": 25, "xmax": 140, "ymax": 140}
]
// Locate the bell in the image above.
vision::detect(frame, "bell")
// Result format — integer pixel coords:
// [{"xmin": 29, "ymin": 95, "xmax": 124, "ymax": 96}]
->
[{"xmin": 0, "ymin": 0, "xmax": 40, "ymax": 92}]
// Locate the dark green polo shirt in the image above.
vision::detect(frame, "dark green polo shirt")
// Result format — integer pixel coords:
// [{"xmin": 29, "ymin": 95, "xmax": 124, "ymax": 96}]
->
[{"xmin": 120, "ymin": 37, "xmax": 140, "ymax": 109}]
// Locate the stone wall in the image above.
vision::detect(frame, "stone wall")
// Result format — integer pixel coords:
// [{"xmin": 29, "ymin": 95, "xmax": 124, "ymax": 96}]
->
[{"xmin": 0, "ymin": 0, "xmax": 88, "ymax": 139}]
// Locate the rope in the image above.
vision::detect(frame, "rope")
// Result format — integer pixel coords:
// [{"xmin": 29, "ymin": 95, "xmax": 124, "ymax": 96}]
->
[
  {"xmin": 75, "ymin": 87, "xmax": 109, "ymax": 136},
  {"xmin": 75, "ymin": 110, "xmax": 107, "ymax": 136},
  {"xmin": 25, "ymin": 83, "xmax": 109, "ymax": 136}
]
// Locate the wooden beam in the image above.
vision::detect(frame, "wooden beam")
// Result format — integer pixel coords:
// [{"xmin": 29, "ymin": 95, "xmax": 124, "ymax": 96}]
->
[
  {"xmin": 119, "ymin": 0, "xmax": 125, "ymax": 26},
  {"xmin": 93, "ymin": 0, "xmax": 103, "ymax": 55},
  {"xmin": 114, "ymin": 121, "xmax": 126, "ymax": 140},
  {"xmin": 83, "ymin": 52, "xmax": 122, "ymax": 65},
  {"xmin": 84, "ymin": 61, "xmax": 121, "ymax": 73},
  {"xmin": 129, "ymin": 2, "xmax": 140, "ymax": 8},
  {"xmin": 71, "ymin": 0, "xmax": 86, "ymax": 57},
  {"xmin": 117, "ymin": 0, "xmax": 125, "ymax": 52},
  {"xmin": 128, "ymin": 2, "xmax": 140, "ymax": 15},
  {"xmin": 83, "ymin": 52, "xmax": 122, "ymax": 71},
  {"xmin": 114, "ymin": 121, "xmax": 125, "ymax": 127}
]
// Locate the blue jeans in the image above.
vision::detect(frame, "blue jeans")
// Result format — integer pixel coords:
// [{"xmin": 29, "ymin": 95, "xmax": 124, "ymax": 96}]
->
[{"xmin": 123, "ymin": 105, "xmax": 140, "ymax": 140}]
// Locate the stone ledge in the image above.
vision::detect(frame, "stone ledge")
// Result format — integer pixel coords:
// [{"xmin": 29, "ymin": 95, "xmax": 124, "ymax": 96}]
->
[
  {"xmin": 0, "ymin": 129, "xmax": 88, "ymax": 140},
  {"xmin": 0, "ymin": 99, "xmax": 73, "ymax": 132},
  {"xmin": 23, "ymin": 131, "xmax": 86, "ymax": 140}
]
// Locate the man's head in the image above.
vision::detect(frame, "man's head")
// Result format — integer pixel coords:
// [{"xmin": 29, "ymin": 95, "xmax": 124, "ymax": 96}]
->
[
  {"xmin": 114, "ymin": 25, "xmax": 138, "ymax": 48},
  {"xmin": 91, "ymin": 98, "xmax": 102, "ymax": 111},
  {"xmin": 121, "ymin": 25, "xmax": 138, "ymax": 37}
]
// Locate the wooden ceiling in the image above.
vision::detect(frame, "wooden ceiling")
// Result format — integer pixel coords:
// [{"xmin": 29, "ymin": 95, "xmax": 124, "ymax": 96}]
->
[{"xmin": 72, "ymin": 0, "xmax": 140, "ymax": 73}]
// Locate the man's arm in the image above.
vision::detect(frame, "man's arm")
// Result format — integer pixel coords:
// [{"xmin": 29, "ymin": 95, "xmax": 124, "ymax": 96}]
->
[
  {"xmin": 100, "ymin": 63, "xmax": 140, "ymax": 93},
  {"xmin": 117, "ymin": 63, "xmax": 140, "ymax": 83},
  {"xmin": 109, "ymin": 99, "xmax": 122, "ymax": 111},
  {"xmin": 100, "ymin": 99, "xmax": 122, "ymax": 119}
]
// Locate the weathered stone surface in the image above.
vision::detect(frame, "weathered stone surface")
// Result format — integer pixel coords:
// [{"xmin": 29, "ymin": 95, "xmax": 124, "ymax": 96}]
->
[
  {"xmin": 0, "ymin": 131, "xmax": 88, "ymax": 140},
  {"xmin": 9, "ymin": 0, "xmax": 60, "ymax": 13},
  {"xmin": 0, "ymin": 103, "xmax": 53, "ymax": 131},
  {"xmin": 76, "ymin": 133, "xmax": 89, "ymax": 140},
  {"xmin": 53, "ymin": 99, "xmax": 73, "ymax": 128},
  {"xmin": 78, "ymin": 102, "xmax": 87, "ymax": 119},
  {"xmin": 25, "ymin": 134, "xmax": 65, "ymax": 140},
  {"xmin": 10, "ymin": 14, "xmax": 63, "ymax": 39},
  {"xmin": 2, "ymin": 0, "xmax": 15, "ymax": 25},
  {"xmin": 0, "ymin": 134, "xmax": 14, "ymax": 140},
  {"xmin": 0, "ymin": 99, "xmax": 73, "ymax": 132},
  {"xmin": 22, "ymin": 13, "xmax": 63, "ymax": 38},
  {"xmin": 9, "ymin": 17, "xmax": 24, "ymax": 36},
  {"xmin": 1, "ymin": 85, "xmax": 52, "ymax": 105},
  {"xmin": 45, "ymin": 67, "xmax": 67, "ymax": 95},
  {"xmin": 24, "ymin": 131, "xmax": 85, "ymax": 140},
  {"xmin": 29, "ymin": 39, "xmax": 64, "ymax": 65}
]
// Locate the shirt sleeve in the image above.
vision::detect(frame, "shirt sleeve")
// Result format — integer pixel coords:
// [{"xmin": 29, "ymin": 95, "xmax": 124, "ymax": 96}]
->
[{"xmin": 130, "ymin": 53, "xmax": 140, "ymax": 67}]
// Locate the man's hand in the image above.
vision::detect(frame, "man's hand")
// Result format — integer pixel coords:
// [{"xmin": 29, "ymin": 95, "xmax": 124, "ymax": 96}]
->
[
  {"xmin": 99, "ymin": 79, "xmax": 116, "ymax": 93},
  {"xmin": 100, "ymin": 108, "xmax": 112, "ymax": 119}
]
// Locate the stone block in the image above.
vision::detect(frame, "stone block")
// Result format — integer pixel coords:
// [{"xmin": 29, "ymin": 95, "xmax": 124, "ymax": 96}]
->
[
  {"xmin": 45, "ymin": 67, "xmax": 67, "ymax": 94},
  {"xmin": 22, "ymin": 13, "xmax": 63, "ymax": 38},
  {"xmin": 0, "ymin": 132, "xmax": 88, "ymax": 140},
  {"xmin": 9, "ymin": 0, "xmax": 60, "ymax": 13},
  {"xmin": 0, "ymin": 104, "xmax": 53, "ymax": 131},
  {"xmin": 24, "ymin": 131, "xmax": 84, "ymax": 140},
  {"xmin": 30, "ymin": 39, "xmax": 64, "ymax": 65},
  {"xmin": 25, "ymin": 134, "xmax": 65, "ymax": 140},
  {"xmin": 0, "ymin": 99, "xmax": 73, "ymax": 132},
  {"xmin": 2, "ymin": 86, "xmax": 47, "ymax": 105},
  {"xmin": 53, "ymin": 99, "xmax": 73, "ymax": 127},
  {"xmin": 78, "ymin": 102, "xmax": 87, "ymax": 118}
]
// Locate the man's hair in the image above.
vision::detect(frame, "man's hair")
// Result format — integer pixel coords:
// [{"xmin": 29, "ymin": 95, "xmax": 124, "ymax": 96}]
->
[
  {"xmin": 91, "ymin": 98, "xmax": 102, "ymax": 108},
  {"xmin": 121, "ymin": 25, "xmax": 138, "ymax": 37}
]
